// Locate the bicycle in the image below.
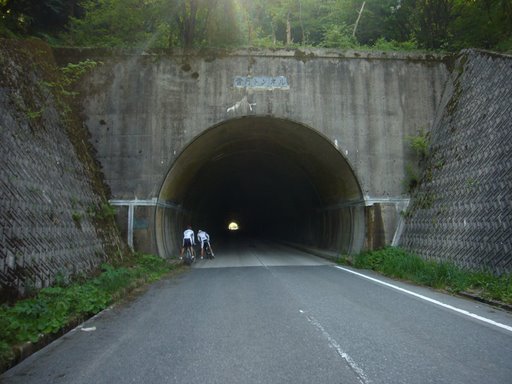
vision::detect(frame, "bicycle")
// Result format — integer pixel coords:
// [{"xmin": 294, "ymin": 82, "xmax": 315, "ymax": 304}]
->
[
  {"xmin": 204, "ymin": 241, "xmax": 215, "ymax": 259},
  {"xmin": 183, "ymin": 244, "xmax": 195, "ymax": 265}
]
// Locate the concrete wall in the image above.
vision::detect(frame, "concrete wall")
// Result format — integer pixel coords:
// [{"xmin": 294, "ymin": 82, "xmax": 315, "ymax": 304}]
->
[
  {"xmin": 59, "ymin": 48, "xmax": 448, "ymax": 200},
  {"xmin": 2, "ymin": 42, "xmax": 509, "ymax": 294},
  {"xmin": 55, "ymin": 47, "xmax": 450, "ymax": 255}
]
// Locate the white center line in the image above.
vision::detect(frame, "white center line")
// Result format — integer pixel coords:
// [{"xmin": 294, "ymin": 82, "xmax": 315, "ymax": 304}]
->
[
  {"xmin": 335, "ymin": 265, "xmax": 512, "ymax": 333},
  {"xmin": 300, "ymin": 309, "xmax": 372, "ymax": 384}
]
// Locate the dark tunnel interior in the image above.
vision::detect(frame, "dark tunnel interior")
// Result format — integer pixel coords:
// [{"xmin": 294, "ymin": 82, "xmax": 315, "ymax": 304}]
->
[{"xmin": 156, "ymin": 117, "xmax": 364, "ymax": 257}]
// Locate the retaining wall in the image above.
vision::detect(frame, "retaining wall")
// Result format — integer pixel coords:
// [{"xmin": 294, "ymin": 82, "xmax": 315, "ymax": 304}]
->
[
  {"xmin": 399, "ymin": 50, "xmax": 512, "ymax": 274},
  {"xmin": 0, "ymin": 39, "xmax": 125, "ymax": 299}
]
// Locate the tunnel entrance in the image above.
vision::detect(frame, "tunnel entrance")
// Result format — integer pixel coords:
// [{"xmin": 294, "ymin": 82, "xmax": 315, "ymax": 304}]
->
[{"xmin": 155, "ymin": 117, "xmax": 364, "ymax": 258}]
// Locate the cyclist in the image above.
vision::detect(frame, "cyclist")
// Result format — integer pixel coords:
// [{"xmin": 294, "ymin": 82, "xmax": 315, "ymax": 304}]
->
[
  {"xmin": 197, "ymin": 229, "xmax": 214, "ymax": 259},
  {"xmin": 180, "ymin": 225, "xmax": 196, "ymax": 260}
]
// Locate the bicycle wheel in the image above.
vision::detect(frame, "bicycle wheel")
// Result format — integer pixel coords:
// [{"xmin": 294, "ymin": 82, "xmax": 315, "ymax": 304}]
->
[
  {"xmin": 206, "ymin": 243, "xmax": 214, "ymax": 259},
  {"xmin": 184, "ymin": 247, "xmax": 193, "ymax": 265}
]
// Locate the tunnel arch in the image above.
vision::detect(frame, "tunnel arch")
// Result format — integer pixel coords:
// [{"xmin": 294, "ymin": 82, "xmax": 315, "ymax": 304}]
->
[{"xmin": 155, "ymin": 116, "xmax": 365, "ymax": 258}]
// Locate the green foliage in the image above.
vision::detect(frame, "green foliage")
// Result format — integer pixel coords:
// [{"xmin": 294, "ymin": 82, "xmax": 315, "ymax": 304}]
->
[
  {"xmin": 62, "ymin": 0, "xmax": 168, "ymax": 48},
  {"xmin": 0, "ymin": 283, "xmax": 110, "ymax": 349},
  {"xmin": 406, "ymin": 130, "xmax": 430, "ymax": 159},
  {"xmin": 0, "ymin": 340, "xmax": 13, "ymax": 367},
  {"xmin": 60, "ymin": 59, "xmax": 99, "ymax": 85},
  {"xmin": 349, "ymin": 247, "xmax": 512, "ymax": 304},
  {"xmin": 39, "ymin": 59, "xmax": 100, "ymax": 121},
  {"xmin": 26, "ymin": 109, "xmax": 44, "ymax": 120},
  {"xmin": 134, "ymin": 253, "xmax": 175, "ymax": 282},
  {"xmin": 252, "ymin": 35, "xmax": 283, "ymax": 49},
  {"xmin": 71, "ymin": 211, "xmax": 82, "ymax": 223},
  {"xmin": 495, "ymin": 36, "xmax": 512, "ymax": 54},
  {"xmin": 403, "ymin": 163, "xmax": 419, "ymax": 193},
  {"xmin": 403, "ymin": 130, "xmax": 430, "ymax": 193},
  {"xmin": 93, "ymin": 264, "xmax": 131, "ymax": 294},
  {"xmin": 449, "ymin": 0, "xmax": 512, "ymax": 51},
  {"xmin": 0, "ymin": 254, "xmax": 176, "ymax": 368},
  {"xmin": 2, "ymin": 0, "xmax": 512, "ymax": 52},
  {"xmin": 88, "ymin": 202, "xmax": 117, "ymax": 222},
  {"xmin": 372, "ymin": 37, "xmax": 418, "ymax": 51},
  {"xmin": 321, "ymin": 23, "xmax": 358, "ymax": 49},
  {"xmin": 204, "ymin": 0, "xmax": 243, "ymax": 48},
  {"xmin": 0, "ymin": 0, "xmax": 81, "ymax": 37},
  {"xmin": 465, "ymin": 272, "xmax": 512, "ymax": 303}
]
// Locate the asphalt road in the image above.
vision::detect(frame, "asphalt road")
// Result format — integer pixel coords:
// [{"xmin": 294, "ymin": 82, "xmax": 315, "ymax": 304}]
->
[{"xmin": 2, "ymin": 240, "xmax": 512, "ymax": 383}]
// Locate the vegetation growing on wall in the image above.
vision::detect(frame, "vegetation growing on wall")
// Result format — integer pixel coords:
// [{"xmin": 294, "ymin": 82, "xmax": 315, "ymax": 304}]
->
[
  {"xmin": 404, "ymin": 129, "xmax": 430, "ymax": 193},
  {"xmin": 38, "ymin": 48, "xmax": 126, "ymax": 264},
  {"xmin": 41, "ymin": 58, "xmax": 100, "ymax": 124},
  {"xmin": 1, "ymin": 0, "xmax": 511, "ymax": 53},
  {"xmin": 0, "ymin": 38, "xmax": 130, "ymax": 301},
  {"xmin": 402, "ymin": 128, "xmax": 443, "ymax": 222}
]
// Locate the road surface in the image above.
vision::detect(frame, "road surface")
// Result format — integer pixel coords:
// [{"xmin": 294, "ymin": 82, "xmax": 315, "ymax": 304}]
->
[{"xmin": 2, "ymin": 239, "xmax": 511, "ymax": 383}]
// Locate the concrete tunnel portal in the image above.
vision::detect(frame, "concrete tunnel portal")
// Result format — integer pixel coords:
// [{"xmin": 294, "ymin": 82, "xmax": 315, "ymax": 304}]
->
[{"xmin": 155, "ymin": 116, "xmax": 365, "ymax": 259}]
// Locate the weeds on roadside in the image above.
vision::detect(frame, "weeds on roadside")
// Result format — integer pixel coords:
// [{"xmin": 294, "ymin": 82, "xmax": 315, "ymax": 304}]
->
[
  {"xmin": 0, "ymin": 254, "xmax": 176, "ymax": 368},
  {"xmin": 341, "ymin": 247, "xmax": 511, "ymax": 305}
]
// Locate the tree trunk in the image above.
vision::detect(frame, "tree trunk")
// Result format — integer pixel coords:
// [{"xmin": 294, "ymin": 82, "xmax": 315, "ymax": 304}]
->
[
  {"xmin": 352, "ymin": 1, "xmax": 366, "ymax": 38},
  {"xmin": 178, "ymin": 0, "xmax": 199, "ymax": 49},
  {"xmin": 271, "ymin": 20, "xmax": 276, "ymax": 45},
  {"xmin": 286, "ymin": 11, "xmax": 292, "ymax": 45},
  {"xmin": 299, "ymin": 0, "xmax": 305, "ymax": 45}
]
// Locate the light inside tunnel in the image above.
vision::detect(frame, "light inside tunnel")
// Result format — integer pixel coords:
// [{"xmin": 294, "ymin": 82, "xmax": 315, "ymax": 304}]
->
[
  {"xmin": 228, "ymin": 222, "xmax": 239, "ymax": 231},
  {"xmin": 155, "ymin": 117, "xmax": 364, "ymax": 258}
]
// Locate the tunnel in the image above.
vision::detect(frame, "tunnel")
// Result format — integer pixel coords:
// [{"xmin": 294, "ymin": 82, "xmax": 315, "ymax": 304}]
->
[{"xmin": 155, "ymin": 116, "xmax": 365, "ymax": 258}]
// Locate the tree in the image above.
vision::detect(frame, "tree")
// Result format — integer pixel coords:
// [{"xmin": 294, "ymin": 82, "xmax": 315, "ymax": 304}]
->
[
  {"xmin": 449, "ymin": 0, "xmax": 512, "ymax": 50},
  {"xmin": 350, "ymin": 0, "xmax": 400, "ymax": 45},
  {"xmin": 417, "ymin": 0, "xmax": 455, "ymax": 49},
  {"xmin": 321, "ymin": 22, "xmax": 358, "ymax": 48},
  {"xmin": 392, "ymin": 0, "xmax": 456, "ymax": 50},
  {"xmin": 384, "ymin": 1, "xmax": 416, "ymax": 43},
  {"xmin": 64, "ymin": 0, "xmax": 163, "ymax": 48},
  {"xmin": 3, "ymin": 0, "xmax": 510, "ymax": 52},
  {"xmin": 204, "ymin": 0, "xmax": 243, "ymax": 47},
  {"xmin": 173, "ymin": 0, "xmax": 207, "ymax": 48},
  {"xmin": 165, "ymin": 0, "xmax": 242, "ymax": 48},
  {"xmin": 0, "ymin": 0, "xmax": 82, "ymax": 37}
]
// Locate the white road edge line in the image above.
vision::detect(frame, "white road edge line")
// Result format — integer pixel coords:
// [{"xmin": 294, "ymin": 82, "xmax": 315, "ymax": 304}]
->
[
  {"xmin": 300, "ymin": 309, "xmax": 371, "ymax": 384},
  {"xmin": 335, "ymin": 266, "xmax": 512, "ymax": 333}
]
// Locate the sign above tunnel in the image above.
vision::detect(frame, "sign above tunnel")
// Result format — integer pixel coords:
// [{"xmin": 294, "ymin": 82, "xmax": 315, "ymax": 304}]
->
[{"xmin": 234, "ymin": 76, "xmax": 289, "ymax": 90}]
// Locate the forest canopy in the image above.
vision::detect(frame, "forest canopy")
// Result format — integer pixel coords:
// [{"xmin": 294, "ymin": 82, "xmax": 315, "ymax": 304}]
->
[{"xmin": 1, "ymin": 0, "xmax": 511, "ymax": 52}]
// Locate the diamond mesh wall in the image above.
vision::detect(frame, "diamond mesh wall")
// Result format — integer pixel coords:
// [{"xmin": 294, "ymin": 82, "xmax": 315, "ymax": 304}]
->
[
  {"xmin": 400, "ymin": 50, "xmax": 512, "ymax": 274},
  {"xmin": 0, "ymin": 40, "xmax": 121, "ymax": 298}
]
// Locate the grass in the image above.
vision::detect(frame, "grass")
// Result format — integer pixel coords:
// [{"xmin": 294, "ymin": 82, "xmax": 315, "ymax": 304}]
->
[
  {"xmin": 339, "ymin": 247, "xmax": 512, "ymax": 305},
  {"xmin": 0, "ymin": 253, "xmax": 178, "ymax": 371}
]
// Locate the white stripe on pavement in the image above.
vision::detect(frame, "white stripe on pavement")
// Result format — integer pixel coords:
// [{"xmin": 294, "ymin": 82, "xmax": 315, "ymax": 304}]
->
[
  {"xmin": 300, "ymin": 309, "xmax": 371, "ymax": 384},
  {"xmin": 335, "ymin": 266, "xmax": 512, "ymax": 333}
]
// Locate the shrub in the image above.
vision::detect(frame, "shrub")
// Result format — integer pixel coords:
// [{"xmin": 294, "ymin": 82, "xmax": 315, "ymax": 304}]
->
[
  {"xmin": 372, "ymin": 37, "xmax": 418, "ymax": 51},
  {"xmin": 0, "ymin": 253, "xmax": 176, "ymax": 370}
]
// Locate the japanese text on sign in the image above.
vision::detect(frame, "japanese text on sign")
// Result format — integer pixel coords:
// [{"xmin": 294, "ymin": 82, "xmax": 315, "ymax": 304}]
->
[{"xmin": 233, "ymin": 76, "xmax": 289, "ymax": 90}]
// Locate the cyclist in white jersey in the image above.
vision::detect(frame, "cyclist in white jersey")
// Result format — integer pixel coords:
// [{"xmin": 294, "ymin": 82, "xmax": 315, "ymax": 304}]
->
[
  {"xmin": 180, "ymin": 225, "xmax": 195, "ymax": 259},
  {"xmin": 197, "ymin": 229, "xmax": 214, "ymax": 259}
]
